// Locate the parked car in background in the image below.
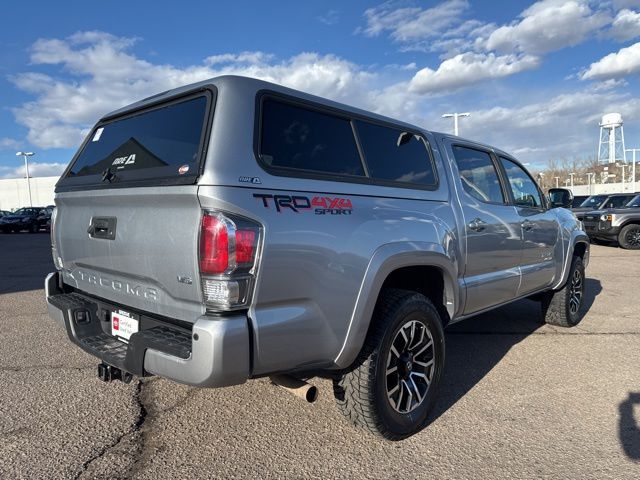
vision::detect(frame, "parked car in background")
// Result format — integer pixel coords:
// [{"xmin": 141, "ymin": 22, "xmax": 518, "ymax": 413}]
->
[
  {"xmin": 571, "ymin": 195, "xmax": 589, "ymax": 208},
  {"xmin": 583, "ymin": 194, "xmax": 640, "ymax": 249},
  {"xmin": 37, "ymin": 207, "xmax": 53, "ymax": 232},
  {"xmin": 572, "ymin": 193, "xmax": 637, "ymax": 221},
  {"xmin": 0, "ymin": 207, "xmax": 48, "ymax": 233}
]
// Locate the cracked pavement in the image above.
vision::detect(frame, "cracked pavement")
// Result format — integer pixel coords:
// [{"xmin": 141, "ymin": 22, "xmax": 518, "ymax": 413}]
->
[{"xmin": 0, "ymin": 235, "xmax": 639, "ymax": 479}]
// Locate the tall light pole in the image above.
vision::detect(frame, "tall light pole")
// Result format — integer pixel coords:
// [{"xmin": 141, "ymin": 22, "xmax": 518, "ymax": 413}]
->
[
  {"xmin": 554, "ymin": 176, "xmax": 559, "ymax": 188},
  {"xmin": 586, "ymin": 172, "xmax": 595, "ymax": 195},
  {"xmin": 442, "ymin": 112, "xmax": 470, "ymax": 136},
  {"xmin": 569, "ymin": 172, "xmax": 575, "ymax": 190},
  {"xmin": 625, "ymin": 148, "xmax": 639, "ymax": 193},
  {"xmin": 16, "ymin": 151, "xmax": 35, "ymax": 207}
]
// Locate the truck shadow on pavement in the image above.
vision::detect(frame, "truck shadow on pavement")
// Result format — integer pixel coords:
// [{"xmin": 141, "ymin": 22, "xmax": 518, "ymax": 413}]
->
[
  {"xmin": 432, "ymin": 277, "xmax": 602, "ymax": 424},
  {"xmin": 619, "ymin": 392, "xmax": 640, "ymax": 460}
]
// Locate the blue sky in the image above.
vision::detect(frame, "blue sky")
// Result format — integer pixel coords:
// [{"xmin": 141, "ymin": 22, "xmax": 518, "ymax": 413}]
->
[{"xmin": 2, "ymin": 0, "xmax": 640, "ymax": 178}]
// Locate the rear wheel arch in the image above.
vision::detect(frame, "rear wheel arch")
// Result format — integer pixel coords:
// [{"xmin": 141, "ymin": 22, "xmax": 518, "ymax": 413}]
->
[
  {"xmin": 333, "ymin": 244, "xmax": 460, "ymax": 370},
  {"xmin": 377, "ymin": 265, "xmax": 453, "ymax": 328}
]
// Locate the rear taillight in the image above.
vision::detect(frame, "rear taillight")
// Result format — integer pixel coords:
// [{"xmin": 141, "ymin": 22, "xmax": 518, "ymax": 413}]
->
[
  {"xmin": 235, "ymin": 230, "xmax": 256, "ymax": 265},
  {"xmin": 199, "ymin": 214, "xmax": 229, "ymax": 274},
  {"xmin": 199, "ymin": 211, "xmax": 261, "ymax": 311}
]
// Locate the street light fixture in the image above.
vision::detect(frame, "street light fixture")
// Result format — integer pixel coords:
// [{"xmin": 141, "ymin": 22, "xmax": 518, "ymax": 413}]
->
[
  {"xmin": 16, "ymin": 151, "xmax": 35, "ymax": 207},
  {"xmin": 586, "ymin": 172, "xmax": 595, "ymax": 195},
  {"xmin": 442, "ymin": 112, "xmax": 470, "ymax": 136}
]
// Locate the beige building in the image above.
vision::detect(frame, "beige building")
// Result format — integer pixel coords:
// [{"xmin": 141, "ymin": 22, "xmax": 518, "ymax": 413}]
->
[{"xmin": 0, "ymin": 176, "xmax": 58, "ymax": 211}]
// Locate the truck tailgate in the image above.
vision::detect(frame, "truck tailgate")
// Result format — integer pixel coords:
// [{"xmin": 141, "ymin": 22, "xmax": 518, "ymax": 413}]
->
[{"xmin": 54, "ymin": 186, "xmax": 203, "ymax": 323}]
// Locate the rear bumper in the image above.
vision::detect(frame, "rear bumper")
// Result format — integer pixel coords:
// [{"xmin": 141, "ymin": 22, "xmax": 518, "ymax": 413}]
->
[{"xmin": 45, "ymin": 272, "xmax": 250, "ymax": 388}]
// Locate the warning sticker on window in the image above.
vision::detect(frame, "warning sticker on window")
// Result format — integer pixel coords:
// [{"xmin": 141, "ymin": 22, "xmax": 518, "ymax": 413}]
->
[{"xmin": 92, "ymin": 127, "xmax": 104, "ymax": 142}]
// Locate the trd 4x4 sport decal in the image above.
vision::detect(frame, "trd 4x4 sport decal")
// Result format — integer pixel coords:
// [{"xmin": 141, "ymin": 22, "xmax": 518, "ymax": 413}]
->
[{"xmin": 253, "ymin": 193, "xmax": 353, "ymax": 215}]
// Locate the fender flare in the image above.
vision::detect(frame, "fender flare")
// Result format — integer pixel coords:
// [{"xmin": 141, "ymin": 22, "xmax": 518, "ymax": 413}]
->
[
  {"xmin": 333, "ymin": 241, "xmax": 460, "ymax": 369},
  {"xmin": 552, "ymin": 231, "xmax": 590, "ymax": 290}
]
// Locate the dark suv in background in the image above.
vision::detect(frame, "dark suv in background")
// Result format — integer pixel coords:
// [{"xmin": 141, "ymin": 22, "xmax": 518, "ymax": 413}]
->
[
  {"xmin": 583, "ymin": 194, "xmax": 640, "ymax": 249},
  {"xmin": 572, "ymin": 193, "xmax": 637, "ymax": 221},
  {"xmin": 571, "ymin": 195, "xmax": 589, "ymax": 208}
]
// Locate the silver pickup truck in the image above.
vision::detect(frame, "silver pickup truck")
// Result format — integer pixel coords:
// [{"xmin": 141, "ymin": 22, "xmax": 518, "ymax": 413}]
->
[{"xmin": 45, "ymin": 75, "xmax": 589, "ymax": 440}]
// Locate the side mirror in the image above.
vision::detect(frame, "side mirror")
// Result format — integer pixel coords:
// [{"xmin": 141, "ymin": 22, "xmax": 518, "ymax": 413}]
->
[{"xmin": 548, "ymin": 188, "xmax": 573, "ymax": 208}]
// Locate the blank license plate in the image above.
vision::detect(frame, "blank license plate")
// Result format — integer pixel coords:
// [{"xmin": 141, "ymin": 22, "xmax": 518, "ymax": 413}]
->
[{"xmin": 111, "ymin": 310, "xmax": 139, "ymax": 342}]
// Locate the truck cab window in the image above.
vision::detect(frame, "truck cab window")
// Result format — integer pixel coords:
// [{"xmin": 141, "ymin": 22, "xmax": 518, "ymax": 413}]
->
[
  {"xmin": 452, "ymin": 146, "xmax": 505, "ymax": 204},
  {"xmin": 499, "ymin": 157, "xmax": 543, "ymax": 208}
]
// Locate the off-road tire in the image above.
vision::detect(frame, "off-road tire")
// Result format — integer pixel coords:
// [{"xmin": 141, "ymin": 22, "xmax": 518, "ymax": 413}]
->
[
  {"xmin": 541, "ymin": 256, "xmax": 585, "ymax": 327},
  {"xmin": 333, "ymin": 289, "xmax": 445, "ymax": 440},
  {"xmin": 618, "ymin": 224, "xmax": 640, "ymax": 250}
]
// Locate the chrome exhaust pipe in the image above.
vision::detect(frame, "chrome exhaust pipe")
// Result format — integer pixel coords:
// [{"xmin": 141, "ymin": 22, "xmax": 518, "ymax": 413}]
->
[{"xmin": 270, "ymin": 375, "xmax": 318, "ymax": 403}]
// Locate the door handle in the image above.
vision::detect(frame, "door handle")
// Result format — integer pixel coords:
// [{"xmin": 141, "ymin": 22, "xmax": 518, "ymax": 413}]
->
[
  {"xmin": 522, "ymin": 220, "xmax": 535, "ymax": 231},
  {"xmin": 88, "ymin": 217, "xmax": 117, "ymax": 240},
  {"xmin": 468, "ymin": 218, "xmax": 486, "ymax": 232}
]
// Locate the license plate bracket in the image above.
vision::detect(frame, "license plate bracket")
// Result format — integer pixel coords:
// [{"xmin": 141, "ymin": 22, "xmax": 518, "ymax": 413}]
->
[{"xmin": 111, "ymin": 309, "xmax": 139, "ymax": 342}]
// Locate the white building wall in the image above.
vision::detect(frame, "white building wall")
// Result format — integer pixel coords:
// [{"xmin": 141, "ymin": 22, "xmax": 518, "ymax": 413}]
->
[
  {"xmin": 0, "ymin": 176, "xmax": 59, "ymax": 211},
  {"xmin": 570, "ymin": 181, "xmax": 640, "ymax": 197}
]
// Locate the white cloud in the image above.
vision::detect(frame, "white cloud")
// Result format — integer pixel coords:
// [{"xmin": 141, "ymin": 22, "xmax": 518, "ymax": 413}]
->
[
  {"xmin": 359, "ymin": 0, "xmax": 469, "ymax": 42},
  {"xmin": 511, "ymin": 147, "xmax": 545, "ymax": 155},
  {"xmin": 590, "ymin": 78, "xmax": 629, "ymax": 90},
  {"xmin": 581, "ymin": 41, "xmax": 640, "ymax": 80},
  {"xmin": 0, "ymin": 138, "xmax": 20, "ymax": 150},
  {"xmin": 0, "ymin": 162, "xmax": 66, "ymax": 179},
  {"xmin": 384, "ymin": 62, "xmax": 418, "ymax": 71},
  {"xmin": 608, "ymin": 8, "xmax": 640, "ymax": 41},
  {"xmin": 11, "ymin": 32, "xmax": 376, "ymax": 149},
  {"xmin": 204, "ymin": 51, "xmax": 274, "ymax": 65},
  {"xmin": 439, "ymin": 89, "xmax": 640, "ymax": 165},
  {"xmin": 357, "ymin": 0, "xmax": 616, "ymax": 89},
  {"xmin": 612, "ymin": 0, "xmax": 640, "ymax": 9},
  {"xmin": 355, "ymin": 0, "xmax": 640, "ymax": 97},
  {"xmin": 9, "ymin": 28, "xmax": 640, "ymax": 172},
  {"xmin": 317, "ymin": 10, "xmax": 340, "ymax": 26},
  {"xmin": 485, "ymin": 0, "xmax": 610, "ymax": 54},
  {"xmin": 408, "ymin": 53, "xmax": 539, "ymax": 94}
]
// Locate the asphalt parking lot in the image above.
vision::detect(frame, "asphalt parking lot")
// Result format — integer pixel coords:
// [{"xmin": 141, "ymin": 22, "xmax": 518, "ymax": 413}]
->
[{"xmin": 0, "ymin": 234, "xmax": 639, "ymax": 479}]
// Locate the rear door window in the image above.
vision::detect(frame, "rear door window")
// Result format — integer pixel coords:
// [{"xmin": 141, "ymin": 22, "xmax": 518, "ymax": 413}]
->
[
  {"xmin": 499, "ymin": 157, "xmax": 544, "ymax": 208},
  {"xmin": 354, "ymin": 121, "xmax": 436, "ymax": 186},
  {"xmin": 452, "ymin": 146, "xmax": 505, "ymax": 204},
  {"xmin": 60, "ymin": 94, "xmax": 210, "ymax": 187},
  {"xmin": 259, "ymin": 99, "xmax": 365, "ymax": 177}
]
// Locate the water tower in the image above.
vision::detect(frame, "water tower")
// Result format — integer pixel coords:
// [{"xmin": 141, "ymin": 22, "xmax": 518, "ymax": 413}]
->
[{"xmin": 597, "ymin": 113, "xmax": 626, "ymax": 164}]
